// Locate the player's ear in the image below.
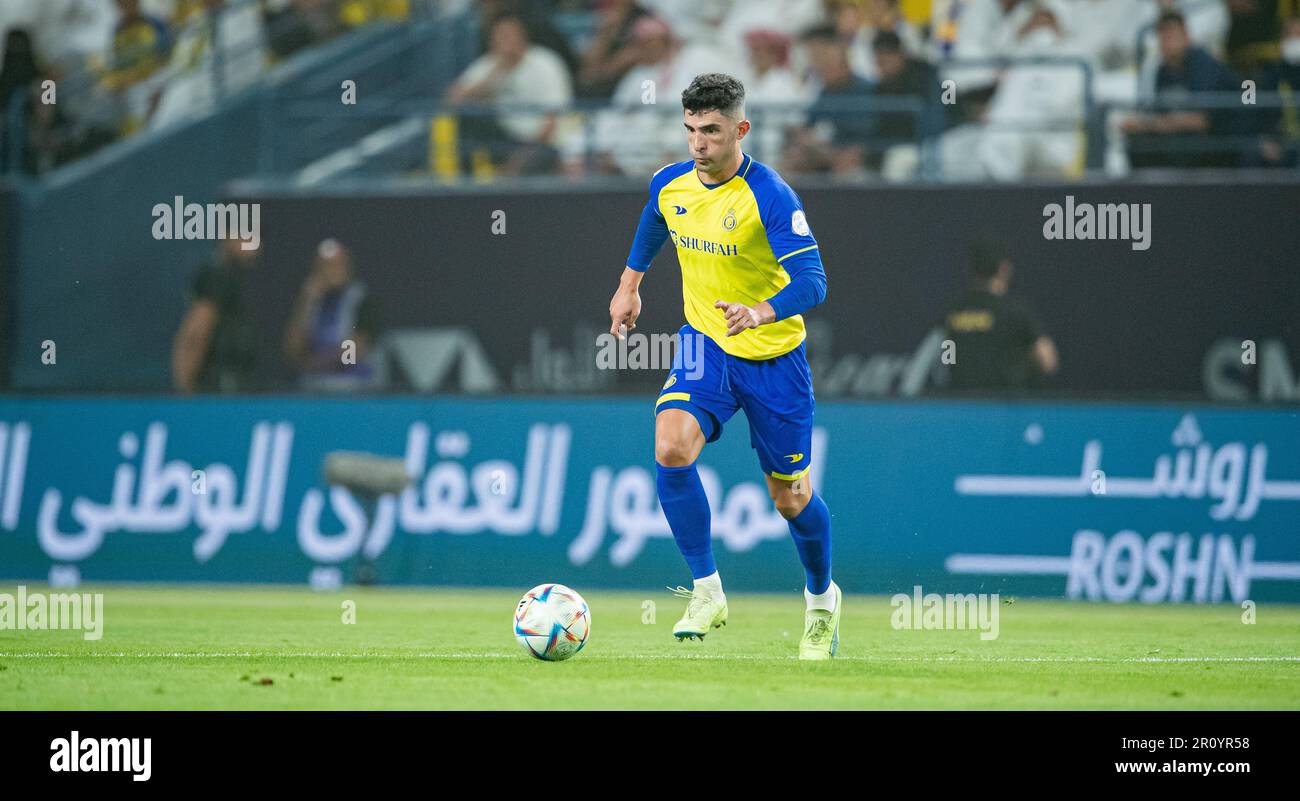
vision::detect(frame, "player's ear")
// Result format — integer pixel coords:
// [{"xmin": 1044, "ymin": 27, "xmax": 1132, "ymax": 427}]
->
[{"xmin": 736, "ymin": 119, "xmax": 751, "ymax": 140}]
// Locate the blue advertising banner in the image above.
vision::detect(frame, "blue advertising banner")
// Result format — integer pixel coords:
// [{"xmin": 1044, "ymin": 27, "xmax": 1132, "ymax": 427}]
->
[{"xmin": 0, "ymin": 397, "xmax": 1296, "ymax": 603}]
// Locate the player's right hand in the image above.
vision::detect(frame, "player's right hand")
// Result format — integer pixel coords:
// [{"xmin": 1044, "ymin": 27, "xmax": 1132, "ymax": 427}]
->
[{"xmin": 609, "ymin": 287, "xmax": 641, "ymax": 340}]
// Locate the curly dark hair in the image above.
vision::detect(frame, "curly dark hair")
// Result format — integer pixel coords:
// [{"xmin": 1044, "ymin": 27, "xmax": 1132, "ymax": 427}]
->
[{"xmin": 681, "ymin": 73, "xmax": 746, "ymax": 119}]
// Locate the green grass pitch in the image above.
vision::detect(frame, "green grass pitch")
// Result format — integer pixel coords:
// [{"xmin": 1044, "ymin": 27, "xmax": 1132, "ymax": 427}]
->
[{"xmin": 1, "ymin": 585, "xmax": 1298, "ymax": 710}]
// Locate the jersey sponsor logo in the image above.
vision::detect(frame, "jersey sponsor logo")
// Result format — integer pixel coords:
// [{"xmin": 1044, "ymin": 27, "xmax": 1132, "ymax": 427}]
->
[
  {"xmin": 673, "ymin": 205, "xmax": 688, "ymax": 215},
  {"xmin": 791, "ymin": 209, "xmax": 810, "ymax": 236},
  {"xmin": 668, "ymin": 229, "xmax": 739, "ymax": 256}
]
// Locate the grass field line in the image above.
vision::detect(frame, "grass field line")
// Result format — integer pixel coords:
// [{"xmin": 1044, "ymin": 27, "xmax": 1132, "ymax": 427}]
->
[{"xmin": 1, "ymin": 651, "xmax": 1298, "ymax": 664}]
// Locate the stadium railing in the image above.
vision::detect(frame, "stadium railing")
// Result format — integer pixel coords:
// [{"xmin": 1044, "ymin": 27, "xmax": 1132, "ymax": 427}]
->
[
  {"xmin": 0, "ymin": 0, "xmax": 440, "ymax": 179},
  {"xmin": 1105, "ymin": 90, "xmax": 1300, "ymax": 169}
]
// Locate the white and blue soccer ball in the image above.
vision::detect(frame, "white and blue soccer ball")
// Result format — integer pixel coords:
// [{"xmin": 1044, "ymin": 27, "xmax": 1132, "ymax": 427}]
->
[{"xmin": 513, "ymin": 583, "xmax": 590, "ymax": 661}]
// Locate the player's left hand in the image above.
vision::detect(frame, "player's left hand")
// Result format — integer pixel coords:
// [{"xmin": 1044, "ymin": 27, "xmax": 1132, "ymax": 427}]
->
[{"xmin": 714, "ymin": 300, "xmax": 775, "ymax": 336}]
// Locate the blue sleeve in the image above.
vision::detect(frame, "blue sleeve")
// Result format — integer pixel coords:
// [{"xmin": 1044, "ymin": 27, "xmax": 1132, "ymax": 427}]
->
[
  {"xmin": 752, "ymin": 168, "xmax": 825, "ymax": 319},
  {"xmin": 767, "ymin": 250, "xmax": 827, "ymax": 321},
  {"xmin": 626, "ymin": 164, "xmax": 685, "ymax": 271},
  {"xmin": 625, "ymin": 200, "xmax": 668, "ymax": 271}
]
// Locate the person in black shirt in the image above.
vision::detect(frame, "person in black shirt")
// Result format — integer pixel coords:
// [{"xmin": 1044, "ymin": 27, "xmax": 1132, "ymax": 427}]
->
[
  {"xmin": 1249, "ymin": 15, "xmax": 1300, "ymax": 167},
  {"xmin": 1226, "ymin": 0, "xmax": 1283, "ymax": 74},
  {"xmin": 869, "ymin": 29, "xmax": 937, "ymax": 168},
  {"xmin": 942, "ymin": 240, "xmax": 1058, "ymax": 393},
  {"xmin": 783, "ymin": 25, "xmax": 874, "ymax": 175},
  {"xmin": 1124, "ymin": 10, "xmax": 1242, "ymax": 168},
  {"xmin": 172, "ymin": 237, "xmax": 259, "ymax": 394}
]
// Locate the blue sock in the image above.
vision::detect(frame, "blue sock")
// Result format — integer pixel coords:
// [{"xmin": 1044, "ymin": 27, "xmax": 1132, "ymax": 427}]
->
[
  {"xmin": 656, "ymin": 462, "xmax": 716, "ymax": 579},
  {"xmin": 788, "ymin": 493, "xmax": 832, "ymax": 594}
]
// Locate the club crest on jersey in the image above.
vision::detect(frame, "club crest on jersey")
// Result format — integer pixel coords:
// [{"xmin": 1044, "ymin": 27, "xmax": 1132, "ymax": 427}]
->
[{"xmin": 722, "ymin": 208, "xmax": 737, "ymax": 231}]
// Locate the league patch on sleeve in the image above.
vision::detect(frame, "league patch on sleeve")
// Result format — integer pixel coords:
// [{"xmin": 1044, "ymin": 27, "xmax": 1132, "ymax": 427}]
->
[{"xmin": 791, "ymin": 210, "xmax": 811, "ymax": 236}]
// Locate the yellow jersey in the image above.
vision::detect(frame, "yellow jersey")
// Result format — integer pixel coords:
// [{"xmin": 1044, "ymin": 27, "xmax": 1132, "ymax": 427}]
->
[{"xmin": 625, "ymin": 153, "xmax": 823, "ymax": 361}]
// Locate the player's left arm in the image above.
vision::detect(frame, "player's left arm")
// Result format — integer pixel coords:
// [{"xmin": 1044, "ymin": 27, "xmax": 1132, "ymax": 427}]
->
[{"xmin": 715, "ymin": 180, "xmax": 826, "ymax": 336}]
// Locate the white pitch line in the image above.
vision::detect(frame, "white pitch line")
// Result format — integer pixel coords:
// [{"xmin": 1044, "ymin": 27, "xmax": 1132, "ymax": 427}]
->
[{"xmin": 0, "ymin": 652, "xmax": 1297, "ymax": 664}]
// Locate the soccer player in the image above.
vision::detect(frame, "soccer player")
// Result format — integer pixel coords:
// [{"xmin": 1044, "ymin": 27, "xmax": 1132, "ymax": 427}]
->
[{"xmin": 607, "ymin": 73, "xmax": 839, "ymax": 660}]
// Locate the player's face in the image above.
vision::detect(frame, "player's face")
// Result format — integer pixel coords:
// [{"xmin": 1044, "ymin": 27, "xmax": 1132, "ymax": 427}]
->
[{"xmin": 683, "ymin": 109, "xmax": 743, "ymax": 173}]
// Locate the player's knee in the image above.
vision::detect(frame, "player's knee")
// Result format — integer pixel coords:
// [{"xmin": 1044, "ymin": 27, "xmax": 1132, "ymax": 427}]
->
[
  {"xmin": 771, "ymin": 486, "xmax": 811, "ymax": 519},
  {"xmin": 655, "ymin": 410, "xmax": 704, "ymax": 466},
  {"xmin": 654, "ymin": 431, "xmax": 698, "ymax": 467}
]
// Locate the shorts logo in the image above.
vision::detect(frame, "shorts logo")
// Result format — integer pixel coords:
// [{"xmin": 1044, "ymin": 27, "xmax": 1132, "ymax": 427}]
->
[
  {"xmin": 663, "ymin": 374, "xmax": 677, "ymax": 390},
  {"xmin": 722, "ymin": 208, "xmax": 737, "ymax": 231},
  {"xmin": 785, "ymin": 452, "xmax": 804, "ymax": 463},
  {"xmin": 791, "ymin": 210, "xmax": 810, "ymax": 236}
]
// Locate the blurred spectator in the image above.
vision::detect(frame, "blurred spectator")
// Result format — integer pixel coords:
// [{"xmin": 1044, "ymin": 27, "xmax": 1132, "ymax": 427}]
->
[
  {"xmin": 1248, "ymin": 14, "xmax": 1300, "ymax": 166},
  {"xmin": 447, "ymin": 12, "xmax": 572, "ymax": 175},
  {"xmin": 1136, "ymin": 0, "xmax": 1231, "ymax": 96},
  {"xmin": 642, "ymin": 0, "xmax": 738, "ymax": 46},
  {"xmin": 577, "ymin": 15, "xmax": 733, "ymax": 176},
  {"xmin": 151, "ymin": 0, "xmax": 269, "ymax": 130},
  {"xmin": 1068, "ymin": 0, "xmax": 1149, "ymax": 109},
  {"xmin": 474, "ymin": 0, "xmax": 578, "ymax": 75},
  {"xmin": 264, "ymin": 0, "xmax": 346, "ymax": 59},
  {"xmin": 1069, "ymin": 0, "xmax": 1146, "ymax": 72},
  {"xmin": 172, "ymin": 236, "xmax": 260, "ymax": 394},
  {"xmin": 1125, "ymin": 10, "xmax": 1241, "ymax": 168},
  {"xmin": 868, "ymin": 28, "xmax": 936, "ymax": 176},
  {"xmin": 104, "ymin": 0, "xmax": 172, "ymax": 134},
  {"xmin": 977, "ymin": 6, "xmax": 1087, "ymax": 180},
  {"xmin": 1226, "ymin": 0, "xmax": 1283, "ymax": 73},
  {"xmin": 783, "ymin": 24, "xmax": 873, "ymax": 176},
  {"xmin": 947, "ymin": 0, "xmax": 1039, "ymax": 92},
  {"xmin": 744, "ymin": 28, "xmax": 811, "ymax": 164},
  {"xmin": 0, "ymin": 29, "xmax": 40, "ymax": 174},
  {"xmin": 0, "ymin": 28, "xmax": 95, "ymax": 174},
  {"xmin": 1161, "ymin": 0, "xmax": 1231, "ymax": 54},
  {"xmin": 283, "ymin": 239, "xmax": 383, "ymax": 392},
  {"xmin": 941, "ymin": 239, "xmax": 1058, "ymax": 393},
  {"xmin": 0, "ymin": 29, "xmax": 39, "ymax": 111},
  {"xmin": 715, "ymin": 0, "xmax": 823, "ymax": 60},
  {"xmin": 0, "ymin": 0, "xmax": 116, "ymax": 69},
  {"xmin": 576, "ymin": 0, "xmax": 650, "ymax": 99},
  {"xmin": 104, "ymin": 0, "xmax": 170, "ymax": 91},
  {"xmin": 831, "ymin": 0, "xmax": 923, "ymax": 82}
]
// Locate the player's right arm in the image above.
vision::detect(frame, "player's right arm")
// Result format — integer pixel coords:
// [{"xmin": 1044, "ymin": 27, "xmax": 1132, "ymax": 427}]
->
[
  {"xmin": 609, "ymin": 267, "xmax": 643, "ymax": 340},
  {"xmin": 610, "ymin": 167, "xmax": 673, "ymax": 340}
]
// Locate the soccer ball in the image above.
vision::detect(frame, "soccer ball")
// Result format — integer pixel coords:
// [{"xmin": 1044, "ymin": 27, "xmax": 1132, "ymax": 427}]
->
[{"xmin": 513, "ymin": 583, "xmax": 591, "ymax": 661}]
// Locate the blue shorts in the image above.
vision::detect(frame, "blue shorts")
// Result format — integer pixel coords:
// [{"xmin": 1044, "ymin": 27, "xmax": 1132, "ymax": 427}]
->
[{"xmin": 654, "ymin": 323, "xmax": 815, "ymax": 480}]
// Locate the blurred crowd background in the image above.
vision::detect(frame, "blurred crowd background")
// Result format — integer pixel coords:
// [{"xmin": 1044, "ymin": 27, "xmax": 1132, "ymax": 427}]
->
[{"xmin": 1, "ymin": 0, "xmax": 1299, "ymax": 180}]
